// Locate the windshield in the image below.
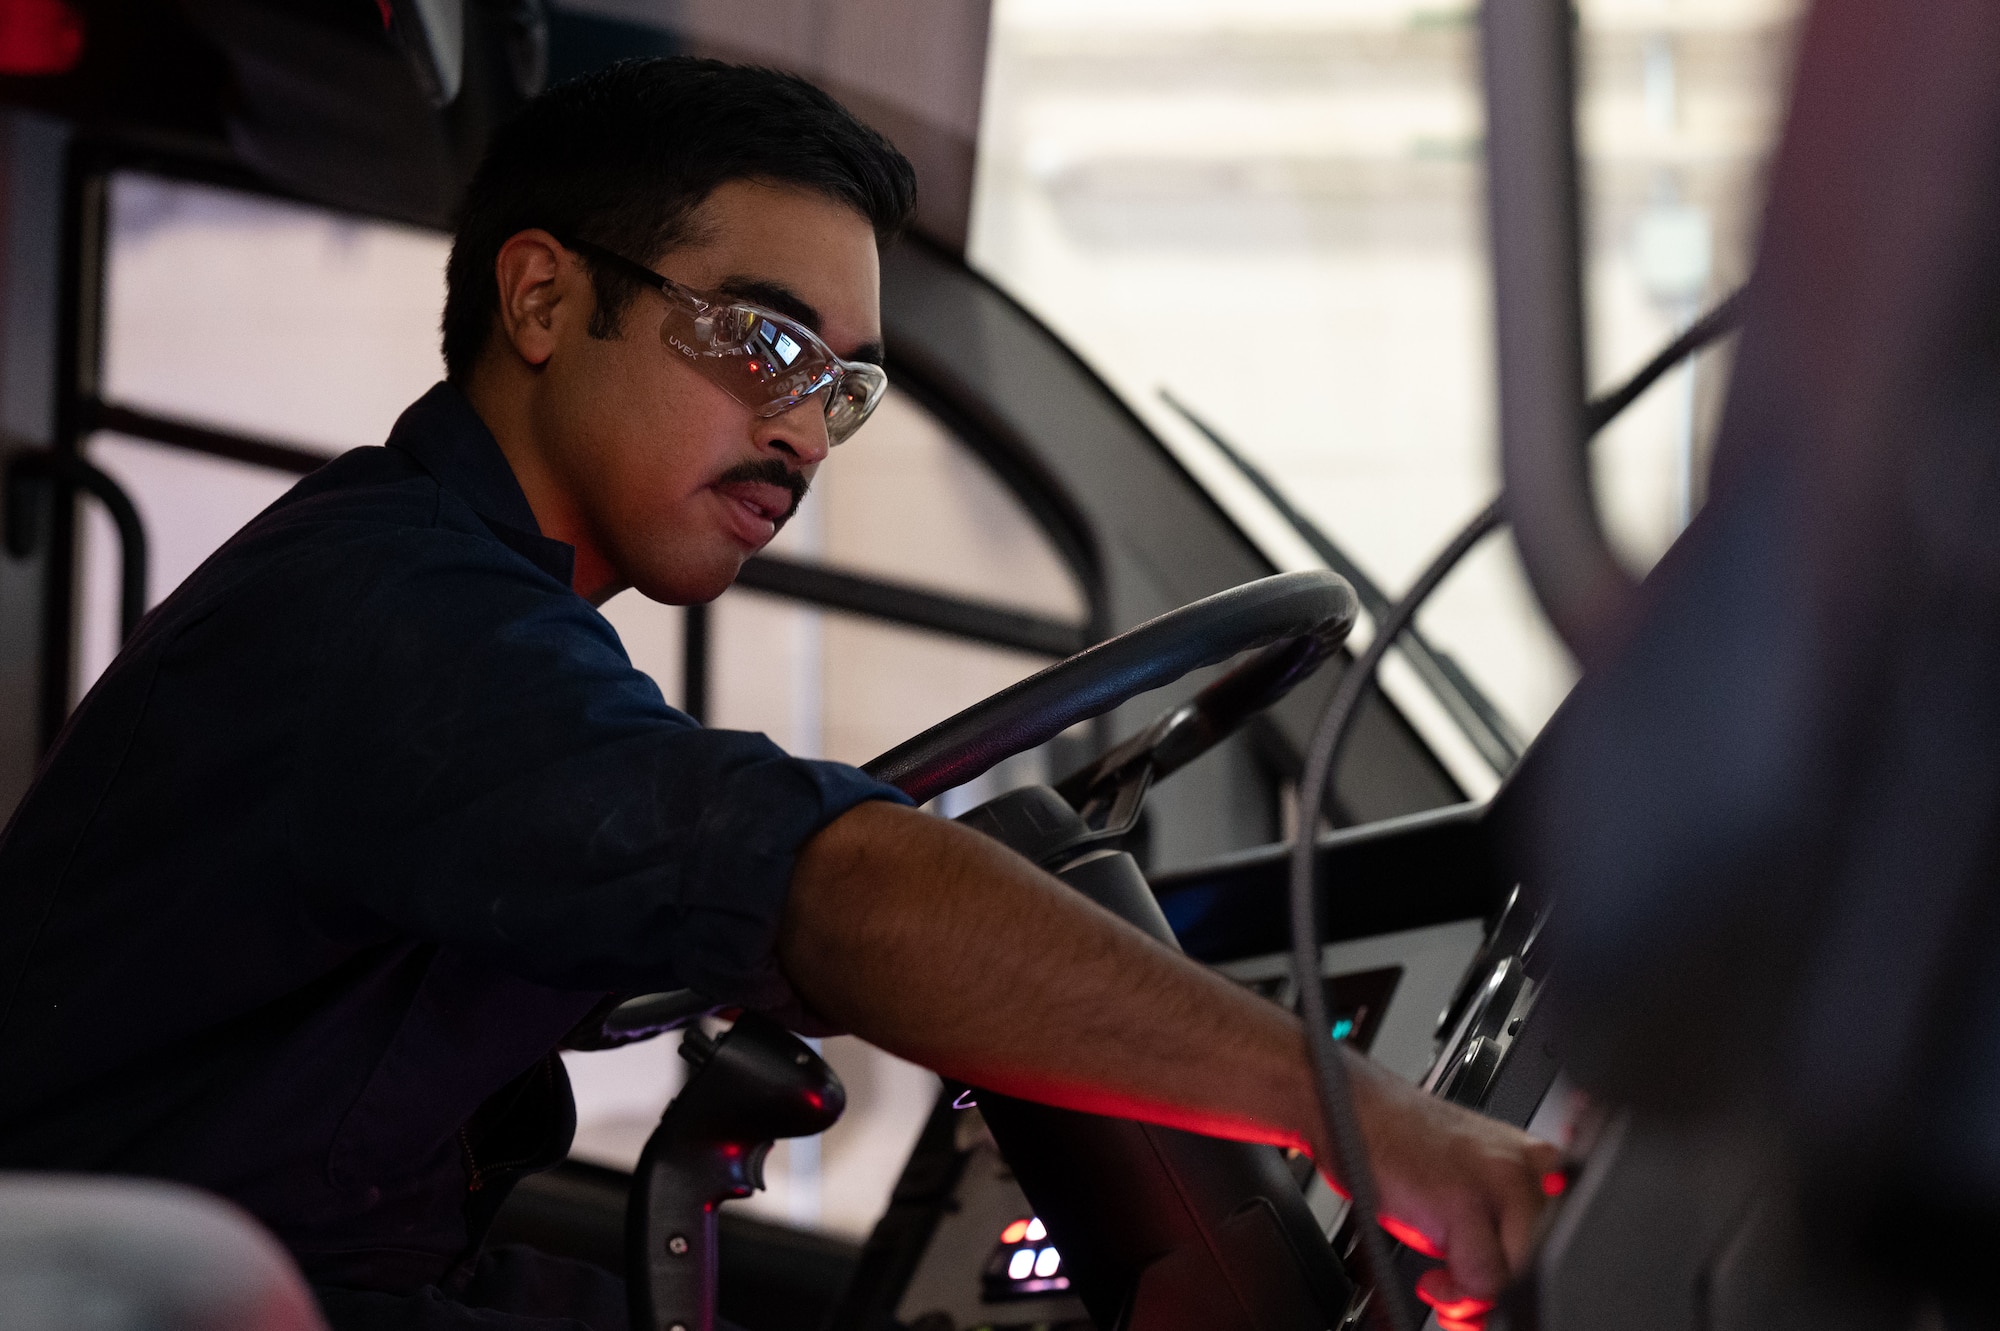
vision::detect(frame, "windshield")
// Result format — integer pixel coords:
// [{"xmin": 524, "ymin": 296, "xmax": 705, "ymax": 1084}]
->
[{"xmin": 969, "ymin": 0, "xmax": 1802, "ymax": 770}]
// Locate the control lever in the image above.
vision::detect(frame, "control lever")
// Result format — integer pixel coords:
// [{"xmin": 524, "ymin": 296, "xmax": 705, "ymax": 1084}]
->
[{"xmin": 627, "ymin": 1013, "xmax": 845, "ymax": 1331}]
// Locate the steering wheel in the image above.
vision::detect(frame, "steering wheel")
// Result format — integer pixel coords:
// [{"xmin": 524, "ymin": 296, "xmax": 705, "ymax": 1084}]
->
[
  {"xmin": 573, "ymin": 569, "xmax": 1358, "ymax": 1047},
  {"xmin": 867, "ymin": 568, "xmax": 1356, "ymax": 799}
]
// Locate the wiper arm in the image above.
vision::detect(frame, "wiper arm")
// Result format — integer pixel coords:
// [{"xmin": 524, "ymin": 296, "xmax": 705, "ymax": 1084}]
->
[{"xmin": 1160, "ymin": 390, "xmax": 1526, "ymax": 776}]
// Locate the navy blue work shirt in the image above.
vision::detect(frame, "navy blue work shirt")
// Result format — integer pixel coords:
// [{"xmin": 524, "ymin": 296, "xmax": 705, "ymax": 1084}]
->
[{"xmin": 0, "ymin": 383, "xmax": 907, "ymax": 1294}]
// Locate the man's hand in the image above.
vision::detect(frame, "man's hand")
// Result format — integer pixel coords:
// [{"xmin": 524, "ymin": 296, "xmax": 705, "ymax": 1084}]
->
[
  {"xmin": 780, "ymin": 801, "xmax": 1555, "ymax": 1326},
  {"xmin": 1342, "ymin": 1054, "xmax": 1560, "ymax": 1329}
]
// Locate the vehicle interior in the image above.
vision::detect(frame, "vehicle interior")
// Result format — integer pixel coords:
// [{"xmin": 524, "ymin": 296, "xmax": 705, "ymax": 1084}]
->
[{"xmin": 1, "ymin": 1, "xmax": 1992, "ymax": 1330}]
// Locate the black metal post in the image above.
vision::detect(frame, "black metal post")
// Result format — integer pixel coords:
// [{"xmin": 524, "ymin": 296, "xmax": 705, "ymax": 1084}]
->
[
  {"xmin": 1480, "ymin": 0, "xmax": 1633, "ymax": 665},
  {"xmin": 6, "ymin": 452, "xmax": 146, "ymax": 643},
  {"xmin": 682, "ymin": 602, "xmax": 709, "ymax": 725},
  {"xmin": 37, "ymin": 152, "xmax": 106, "ymax": 749}
]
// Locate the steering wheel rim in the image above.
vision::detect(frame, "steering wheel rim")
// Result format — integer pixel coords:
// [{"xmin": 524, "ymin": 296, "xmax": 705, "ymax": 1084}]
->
[
  {"xmin": 569, "ymin": 570, "xmax": 1357, "ymax": 1048},
  {"xmin": 864, "ymin": 570, "xmax": 1359, "ymax": 805}
]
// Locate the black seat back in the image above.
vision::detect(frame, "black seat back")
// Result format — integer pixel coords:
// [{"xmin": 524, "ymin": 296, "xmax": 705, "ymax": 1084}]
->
[{"xmin": 949, "ymin": 787, "xmax": 1353, "ymax": 1331}]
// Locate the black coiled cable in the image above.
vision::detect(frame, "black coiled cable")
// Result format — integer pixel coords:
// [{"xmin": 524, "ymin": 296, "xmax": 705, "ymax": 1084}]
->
[{"xmin": 1285, "ymin": 284, "xmax": 1746, "ymax": 1331}]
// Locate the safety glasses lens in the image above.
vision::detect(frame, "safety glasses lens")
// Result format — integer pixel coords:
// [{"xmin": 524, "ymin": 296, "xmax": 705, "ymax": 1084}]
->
[
  {"xmin": 666, "ymin": 303, "xmax": 828, "ymax": 392},
  {"xmin": 663, "ymin": 300, "xmax": 886, "ymax": 444},
  {"xmin": 690, "ymin": 305, "xmax": 758, "ymax": 348},
  {"xmin": 825, "ymin": 364, "xmax": 887, "ymax": 444}
]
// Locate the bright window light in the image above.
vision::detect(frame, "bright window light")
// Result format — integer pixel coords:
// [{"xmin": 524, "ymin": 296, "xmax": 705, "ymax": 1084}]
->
[{"xmin": 971, "ymin": 0, "xmax": 1806, "ymax": 748}]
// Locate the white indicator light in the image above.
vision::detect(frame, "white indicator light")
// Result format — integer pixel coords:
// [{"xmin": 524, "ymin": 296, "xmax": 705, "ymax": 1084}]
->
[
  {"xmin": 1035, "ymin": 1247, "xmax": 1062, "ymax": 1278},
  {"xmin": 1008, "ymin": 1249, "xmax": 1036, "ymax": 1280},
  {"xmin": 1024, "ymin": 1217, "xmax": 1047, "ymax": 1241}
]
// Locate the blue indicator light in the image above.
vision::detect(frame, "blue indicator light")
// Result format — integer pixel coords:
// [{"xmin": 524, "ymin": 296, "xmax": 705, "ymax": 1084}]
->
[{"xmin": 1330, "ymin": 1018, "xmax": 1354, "ymax": 1041}]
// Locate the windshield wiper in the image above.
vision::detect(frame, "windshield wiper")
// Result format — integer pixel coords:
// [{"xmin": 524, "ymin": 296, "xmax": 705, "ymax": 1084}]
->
[{"xmin": 1160, "ymin": 390, "xmax": 1526, "ymax": 776}]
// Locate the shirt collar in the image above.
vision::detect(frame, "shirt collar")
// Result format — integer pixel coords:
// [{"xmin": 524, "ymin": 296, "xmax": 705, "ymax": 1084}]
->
[{"xmin": 385, "ymin": 383, "xmax": 577, "ymax": 586}]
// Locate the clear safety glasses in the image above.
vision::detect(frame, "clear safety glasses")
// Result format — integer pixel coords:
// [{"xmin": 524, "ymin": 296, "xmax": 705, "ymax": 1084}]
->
[{"xmin": 562, "ymin": 236, "xmax": 888, "ymax": 445}]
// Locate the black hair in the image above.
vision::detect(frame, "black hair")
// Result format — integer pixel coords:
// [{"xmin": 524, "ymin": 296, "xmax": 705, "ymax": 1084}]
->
[{"xmin": 442, "ymin": 57, "xmax": 917, "ymax": 381}]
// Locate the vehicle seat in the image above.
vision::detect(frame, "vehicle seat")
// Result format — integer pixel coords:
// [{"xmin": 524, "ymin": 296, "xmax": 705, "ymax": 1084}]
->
[{"xmin": 0, "ymin": 1172, "xmax": 326, "ymax": 1330}]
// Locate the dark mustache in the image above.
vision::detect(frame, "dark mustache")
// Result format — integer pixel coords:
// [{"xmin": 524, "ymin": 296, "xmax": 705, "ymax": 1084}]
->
[{"xmin": 714, "ymin": 458, "xmax": 811, "ymax": 524}]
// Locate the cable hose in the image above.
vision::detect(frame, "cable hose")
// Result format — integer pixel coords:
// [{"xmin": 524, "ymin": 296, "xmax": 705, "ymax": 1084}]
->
[
  {"xmin": 1288, "ymin": 498, "xmax": 1502, "ymax": 1331},
  {"xmin": 1284, "ymin": 283, "xmax": 1745, "ymax": 1331}
]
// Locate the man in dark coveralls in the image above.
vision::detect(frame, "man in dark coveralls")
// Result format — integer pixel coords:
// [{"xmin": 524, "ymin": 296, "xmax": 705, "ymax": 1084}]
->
[{"xmin": 0, "ymin": 59, "xmax": 1554, "ymax": 1331}]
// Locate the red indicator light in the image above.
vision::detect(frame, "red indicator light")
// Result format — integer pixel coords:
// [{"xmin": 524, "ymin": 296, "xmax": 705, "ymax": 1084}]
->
[
  {"xmin": 1541, "ymin": 1169, "xmax": 1568, "ymax": 1197},
  {"xmin": 1418, "ymin": 1287, "xmax": 1495, "ymax": 1331},
  {"xmin": 999, "ymin": 1218, "xmax": 1030, "ymax": 1245},
  {"xmin": 1379, "ymin": 1215, "xmax": 1441, "ymax": 1258},
  {"xmin": 0, "ymin": 0, "xmax": 85, "ymax": 75}
]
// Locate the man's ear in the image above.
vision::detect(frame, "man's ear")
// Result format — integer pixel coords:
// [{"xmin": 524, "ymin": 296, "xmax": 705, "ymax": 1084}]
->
[{"xmin": 491, "ymin": 229, "xmax": 578, "ymax": 368}]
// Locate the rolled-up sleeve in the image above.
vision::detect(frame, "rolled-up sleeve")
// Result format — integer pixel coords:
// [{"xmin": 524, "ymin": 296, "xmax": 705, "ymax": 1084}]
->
[{"xmin": 296, "ymin": 531, "xmax": 910, "ymax": 1021}]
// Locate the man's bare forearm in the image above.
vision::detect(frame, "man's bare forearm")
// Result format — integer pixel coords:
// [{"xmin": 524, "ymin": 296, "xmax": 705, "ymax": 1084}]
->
[
  {"xmin": 778, "ymin": 800, "xmax": 1560, "ymax": 1310},
  {"xmin": 777, "ymin": 800, "xmax": 1320, "ymax": 1154}
]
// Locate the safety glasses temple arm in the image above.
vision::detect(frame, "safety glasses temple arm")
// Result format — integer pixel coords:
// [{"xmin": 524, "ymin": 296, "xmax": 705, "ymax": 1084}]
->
[{"xmin": 555, "ymin": 234, "xmax": 691, "ymax": 303}]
